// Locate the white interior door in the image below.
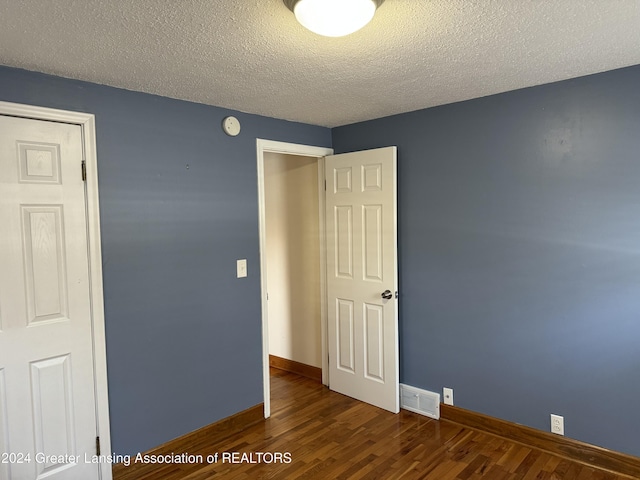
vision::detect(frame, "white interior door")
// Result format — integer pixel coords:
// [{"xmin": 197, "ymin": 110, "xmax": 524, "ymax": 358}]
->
[
  {"xmin": 325, "ymin": 146, "xmax": 399, "ymax": 413},
  {"xmin": 0, "ymin": 116, "xmax": 99, "ymax": 479}
]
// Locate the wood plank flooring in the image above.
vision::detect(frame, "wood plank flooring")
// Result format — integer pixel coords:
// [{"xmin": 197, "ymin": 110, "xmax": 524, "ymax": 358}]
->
[{"xmin": 113, "ymin": 369, "xmax": 632, "ymax": 479}]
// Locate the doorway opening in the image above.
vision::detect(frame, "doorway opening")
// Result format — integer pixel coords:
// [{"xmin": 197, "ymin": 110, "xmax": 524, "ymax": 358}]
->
[
  {"xmin": 257, "ymin": 140, "xmax": 333, "ymax": 417},
  {"xmin": 264, "ymin": 152, "xmax": 322, "ymax": 380}
]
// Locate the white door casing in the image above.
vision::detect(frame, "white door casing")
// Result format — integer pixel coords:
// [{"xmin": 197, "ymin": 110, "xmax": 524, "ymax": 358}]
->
[
  {"xmin": 325, "ymin": 147, "xmax": 399, "ymax": 413},
  {"xmin": 0, "ymin": 103, "xmax": 110, "ymax": 480}
]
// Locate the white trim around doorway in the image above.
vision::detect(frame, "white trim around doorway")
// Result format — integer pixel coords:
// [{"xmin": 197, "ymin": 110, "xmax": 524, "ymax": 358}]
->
[{"xmin": 256, "ymin": 139, "xmax": 333, "ymax": 418}]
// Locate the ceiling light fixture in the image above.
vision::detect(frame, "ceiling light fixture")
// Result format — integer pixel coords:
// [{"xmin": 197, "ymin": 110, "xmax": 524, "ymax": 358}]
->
[{"xmin": 284, "ymin": 0, "xmax": 384, "ymax": 37}]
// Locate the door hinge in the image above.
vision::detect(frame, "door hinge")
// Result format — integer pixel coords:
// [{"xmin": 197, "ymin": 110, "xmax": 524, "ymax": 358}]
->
[
  {"xmin": 96, "ymin": 436, "xmax": 101, "ymax": 456},
  {"xmin": 81, "ymin": 160, "xmax": 87, "ymax": 182},
  {"xmin": 324, "ymin": 180, "xmax": 327, "ymax": 191}
]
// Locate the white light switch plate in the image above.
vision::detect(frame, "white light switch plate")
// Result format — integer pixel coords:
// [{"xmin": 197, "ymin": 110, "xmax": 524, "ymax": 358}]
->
[{"xmin": 237, "ymin": 259, "xmax": 247, "ymax": 278}]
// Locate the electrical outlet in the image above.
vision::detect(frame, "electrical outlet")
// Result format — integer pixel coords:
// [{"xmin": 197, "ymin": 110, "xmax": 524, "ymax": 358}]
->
[
  {"xmin": 443, "ymin": 387, "xmax": 454, "ymax": 406},
  {"xmin": 550, "ymin": 414, "xmax": 564, "ymax": 435},
  {"xmin": 236, "ymin": 259, "xmax": 247, "ymax": 278}
]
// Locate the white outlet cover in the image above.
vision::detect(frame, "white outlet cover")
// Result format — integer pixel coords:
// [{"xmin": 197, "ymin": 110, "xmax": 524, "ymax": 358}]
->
[
  {"xmin": 443, "ymin": 387, "xmax": 454, "ymax": 406},
  {"xmin": 550, "ymin": 414, "xmax": 564, "ymax": 435}
]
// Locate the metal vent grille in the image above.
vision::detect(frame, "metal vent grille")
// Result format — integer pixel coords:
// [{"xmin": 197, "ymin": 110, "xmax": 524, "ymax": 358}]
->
[{"xmin": 400, "ymin": 384, "xmax": 440, "ymax": 419}]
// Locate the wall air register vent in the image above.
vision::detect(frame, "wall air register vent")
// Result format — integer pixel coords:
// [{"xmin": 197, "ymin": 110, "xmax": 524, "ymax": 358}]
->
[{"xmin": 400, "ymin": 384, "xmax": 440, "ymax": 419}]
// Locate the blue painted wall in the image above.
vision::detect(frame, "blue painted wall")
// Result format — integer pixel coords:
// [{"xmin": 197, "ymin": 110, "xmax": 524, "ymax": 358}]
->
[
  {"xmin": 0, "ymin": 66, "xmax": 331, "ymax": 455},
  {"xmin": 332, "ymin": 65, "xmax": 640, "ymax": 457},
  {"xmin": 4, "ymin": 61, "xmax": 640, "ymax": 459}
]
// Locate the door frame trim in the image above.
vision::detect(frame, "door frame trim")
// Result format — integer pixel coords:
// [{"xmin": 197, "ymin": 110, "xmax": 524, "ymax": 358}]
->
[
  {"xmin": 0, "ymin": 101, "xmax": 112, "ymax": 480},
  {"xmin": 256, "ymin": 139, "xmax": 333, "ymax": 418}
]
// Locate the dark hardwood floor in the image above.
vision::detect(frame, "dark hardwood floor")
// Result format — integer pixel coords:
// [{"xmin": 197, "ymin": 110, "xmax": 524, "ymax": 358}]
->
[{"xmin": 114, "ymin": 369, "xmax": 632, "ymax": 479}]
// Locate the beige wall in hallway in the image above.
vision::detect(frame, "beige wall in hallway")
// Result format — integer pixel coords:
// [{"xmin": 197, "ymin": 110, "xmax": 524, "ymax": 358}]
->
[{"xmin": 264, "ymin": 152, "xmax": 321, "ymax": 367}]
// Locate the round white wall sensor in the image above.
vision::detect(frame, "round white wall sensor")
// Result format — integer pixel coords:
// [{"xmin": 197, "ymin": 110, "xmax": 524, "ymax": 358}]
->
[{"xmin": 222, "ymin": 116, "xmax": 241, "ymax": 136}]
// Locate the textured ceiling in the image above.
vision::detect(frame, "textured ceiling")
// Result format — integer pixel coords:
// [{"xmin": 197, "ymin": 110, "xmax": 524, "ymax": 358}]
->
[{"xmin": 1, "ymin": 1, "xmax": 639, "ymax": 127}]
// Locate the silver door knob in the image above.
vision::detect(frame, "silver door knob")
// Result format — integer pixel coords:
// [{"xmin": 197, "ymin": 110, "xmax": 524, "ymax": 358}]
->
[{"xmin": 381, "ymin": 290, "xmax": 393, "ymax": 300}]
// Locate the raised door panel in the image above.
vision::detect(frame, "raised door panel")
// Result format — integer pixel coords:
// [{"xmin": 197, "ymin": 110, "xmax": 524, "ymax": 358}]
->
[
  {"xmin": 362, "ymin": 205, "xmax": 383, "ymax": 282},
  {"xmin": 336, "ymin": 299, "xmax": 355, "ymax": 373},
  {"xmin": 334, "ymin": 206, "xmax": 353, "ymax": 279},
  {"xmin": 361, "ymin": 164, "xmax": 382, "ymax": 192},
  {"xmin": 334, "ymin": 167, "xmax": 352, "ymax": 194},
  {"xmin": 363, "ymin": 303, "xmax": 384, "ymax": 382},
  {"xmin": 31, "ymin": 355, "xmax": 77, "ymax": 478},
  {"xmin": 22, "ymin": 205, "xmax": 69, "ymax": 325},
  {"xmin": 18, "ymin": 142, "xmax": 62, "ymax": 185}
]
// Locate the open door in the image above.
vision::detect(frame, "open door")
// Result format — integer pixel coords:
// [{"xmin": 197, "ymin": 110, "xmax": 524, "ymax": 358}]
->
[{"xmin": 325, "ymin": 146, "xmax": 399, "ymax": 413}]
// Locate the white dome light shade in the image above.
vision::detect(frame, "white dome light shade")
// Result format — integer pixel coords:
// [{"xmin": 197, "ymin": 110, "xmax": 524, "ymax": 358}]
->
[{"xmin": 287, "ymin": 0, "xmax": 381, "ymax": 37}]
